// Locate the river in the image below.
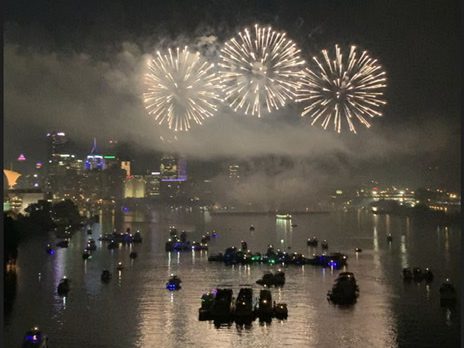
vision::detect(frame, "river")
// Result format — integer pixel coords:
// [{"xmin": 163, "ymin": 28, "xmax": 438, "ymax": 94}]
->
[{"xmin": 4, "ymin": 208, "xmax": 461, "ymax": 347}]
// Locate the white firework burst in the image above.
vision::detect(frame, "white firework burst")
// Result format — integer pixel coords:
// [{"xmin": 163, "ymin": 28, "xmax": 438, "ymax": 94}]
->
[
  {"xmin": 296, "ymin": 44, "xmax": 387, "ymax": 134},
  {"xmin": 219, "ymin": 24, "xmax": 306, "ymax": 117},
  {"xmin": 143, "ymin": 46, "xmax": 222, "ymax": 131}
]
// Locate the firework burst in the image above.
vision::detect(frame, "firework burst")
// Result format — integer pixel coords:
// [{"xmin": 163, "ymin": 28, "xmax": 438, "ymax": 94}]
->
[
  {"xmin": 143, "ymin": 47, "xmax": 221, "ymax": 131},
  {"xmin": 296, "ymin": 44, "xmax": 387, "ymax": 134},
  {"xmin": 219, "ymin": 24, "xmax": 306, "ymax": 117}
]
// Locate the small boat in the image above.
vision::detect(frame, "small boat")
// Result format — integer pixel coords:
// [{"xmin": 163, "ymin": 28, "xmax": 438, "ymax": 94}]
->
[
  {"xmin": 198, "ymin": 291, "xmax": 215, "ymax": 321},
  {"xmin": 101, "ymin": 270, "xmax": 112, "ymax": 282},
  {"xmin": 440, "ymin": 279, "xmax": 456, "ymax": 306},
  {"xmin": 327, "ymin": 272, "xmax": 359, "ymax": 305},
  {"xmin": 413, "ymin": 267, "xmax": 423, "ymax": 282},
  {"xmin": 87, "ymin": 228, "xmax": 92, "ymax": 235},
  {"xmin": 307, "ymin": 237, "xmax": 318, "ymax": 247},
  {"xmin": 276, "ymin": 214, "xmax": 292, "ymax": 220},
  {"xmin": 166, "ymin": 274, "xmax": 182, "ymax": 291},
  {"xmin": 133, "ymin": 231, "xmax": 143, "ymax": 243},
  {"xmin": 201, "ymin": 234, "xmax": 211, "ymax": 243},
  {"xmin": 57, "ymin": 277, "xmax": 70, "ymax": 296},
  {"xmin": 273, "ymin": 303, "xmax": 288, "ymax": 319},
  {"xmin": 249, "ymin": 225, "xmax": 255, "ymax": 231},
  {"xmin": 321, "ymin": 240, "xmax": 329, "ymax": 250},
  {"xmin": 387, "ymin": 234, "xmax": 393, "ymax": 242},
  {"xmin": 116, "ymin": 262, "xmax": 124, "ymax": 271},
  {"xmin": 423, "ymin": 268, "xmax": 434, "ymax": 282},
  {"xmin": 355, "ymin": 247, "xmax": 362, "ymax": 253},
  {"xmin": 45, "ymin": 244, "xmax": 55, "ymax": 255},
  {"xmin": 107, "ymin": 240, "xmax": 119, "ymax": 250},
  {"xmin": 129, "ymin": 251, "xmax": 138, "ymax": 259},
  {"xmin": 257, "ymin": 289, "xmax": 273, "ymax": 319},
  {"xmin": 240, "ymin": 240, "xmax": 248, "ymax": 251},
  {"xmin": 256, "ymin": 271, "xmax": 285, "ymax": 287},
  {"xmin": 86, "ymin": 239, "xmax": 97, "ymax": 251},
  {"xmin": 291, "ymin": 224, "xmax": 298, "ymax": 228},
  {"xmin": 402, "ymin": 267, "xmax": 413, "ymax": 281},
  {"xmin": 22, "ymin": 326, "xmax": 48, "ymax": 348},
  {"xmin": 82, "ymin": 250, "xmax": 91, "ymax": 260},
  {"xmin": 234, "ymin": 288, "xmax": 254, "ymax": 324},
  {"xmin": 56, "ymin": 240, "xmax": 69, "ymax": 248}
]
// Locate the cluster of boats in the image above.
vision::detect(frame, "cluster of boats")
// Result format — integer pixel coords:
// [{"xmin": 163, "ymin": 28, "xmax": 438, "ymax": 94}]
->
[
  {"xmin": 164, "ymin": 227, "xmax": 209, "ymax": 252},
  {"xmin": 98, "ymin": 228, "xmax": 143, "ymax": 248},
  {"xmin": 208, "ymin": 243, "xmax": 348, "ymax": 269},
  {"xmin": 198, "ymin": 287, "xmax": 288, "ymax": 325},
  {"xmin": 402, "ymin": 267, "xmax": 457, "ymax": 306}
]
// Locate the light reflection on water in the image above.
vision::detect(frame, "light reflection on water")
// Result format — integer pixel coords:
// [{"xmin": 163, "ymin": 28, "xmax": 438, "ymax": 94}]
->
[{"xmin": 4, "ymin": 209, "xmax": 461, "ymax": 348}]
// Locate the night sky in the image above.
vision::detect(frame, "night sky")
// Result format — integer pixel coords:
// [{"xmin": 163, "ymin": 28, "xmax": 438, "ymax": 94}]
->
[{"xmin": 4, "ymin": 0, "xmax": 461, "ymax": 191}]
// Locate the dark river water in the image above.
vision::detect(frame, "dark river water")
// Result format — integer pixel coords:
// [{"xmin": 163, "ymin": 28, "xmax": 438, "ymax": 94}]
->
[{"xmin": 4, "ymin": 208, "xmax": 461, "ymax": 347}]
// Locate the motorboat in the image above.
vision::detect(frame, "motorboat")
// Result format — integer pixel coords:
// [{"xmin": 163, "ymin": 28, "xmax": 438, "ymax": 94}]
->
[
  {"xmin": 276, "ymin": 214, "xmax": 292, "ymax": 220},
  {"xmin": 327, "ymin": 272, "xmax": 359, "ymax": 305},
  {"xmin": 201, "ymin": 234, "xmax": 211, "ymax": 243},
  {"xmin": 56, "ymin": 240, "xmax": 69, "ymax": 248},
  {"xmin": 191, "ymin": 241, "xmax": 208, "ymax": 251},
  {"xmin": 210, "ymin": 288, "xmax": 233, "ymax": 323},
  {"xmin": 321, "ymin": 240, "xmax": 329, "ymax": 250},
  {"xmin": 240, "ymin": 240, "xmax": 248, "ymax": 251},
  {"xmin": 86, "ymin": 239, "xmax": 97, "ymax": 251},
  {"xmin": 129, "ymin": 251, "xmax": 138, "ymax": 259},
  {"xmin": 273, "ymin": 303, "xmax": 288, "ymax": 319},
  {"xmin": 402, "ymin": 267, "xmax": 413, "ymax": 281},
  {"xmin": 82, "ymin": 250, "xmax": 91, "ymax": 260},
  {"xmin": 87, "ymin": 228, "xmax": 92, "ymax": 235},
  {"xmin": 133, "ymin": 231, "xmax": 143, "ymax": 243},
  {"xmin": 166, "ymin": 274, "xmax": 182, "ymax": 291},
  {"xmin": 116, "ymin": 262, "xmax": 124, "ymax": 271},
  {"xmin": 423, "ymin": 268, "xmax": 434, "ymax": 282},
  {"xmin": 101, "ymin": 270, "xmax": 112, "ymax": 282},
  {"xmin": 57, "ymin": 277, "xmax": 70, "ymax": 296},
  {"xmin": 413, "ymin": 267, "xmax": 423, "ymax": 282},
  {"xmin": 249, "ymin": 225, "xmax": 255, "ymax": 231},
  {"xmin": 291, "ymin": 224, "xmax": 298, "ymax": 228},
  {"xmin": 22, "ymin": 326, "xmax": 48, "ymax": 347},
  {"xmin": 107, "ymin": 240, "xmax": 119, "ymax": 250},
  {"xmin": 256, "ymin": 289, "xmax": 273, "ymax": 319},
  {"xmin": 45, "ymin": 244, "xmax": 55, "ymax": 255},
  {"xmin": 307, "ymin": 237, "xmax": 318, "ymax": 247},
  {"xmin": 234, "ymin": 288, "xmax": 254, "ymax": 323},
  {"xmin": 198, "ymin": 291, "xmax": 215, "ymax": 321},
  {"xmin": 355, "ymin": 247, "xmax": 362, "ymax": 253},
  {"xmin": 440, "ymin": 279, "xmax": 457, "ymax": 306},
  {"xmin": 387, "ymin": 234, "xmax": 393, "ymax": 242},
  {"xmin": 256, "ymin": 271, "xmax": 285, "ymax": 287}
]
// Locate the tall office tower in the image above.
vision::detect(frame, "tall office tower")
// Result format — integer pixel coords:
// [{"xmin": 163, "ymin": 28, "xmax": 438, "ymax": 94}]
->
[{"xmin": 46, "ymin": 131, "xmax": 68, "ymax": 193}]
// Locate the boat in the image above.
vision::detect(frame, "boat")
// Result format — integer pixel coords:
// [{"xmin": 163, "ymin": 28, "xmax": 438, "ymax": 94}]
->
[
  {"xmin": 387, "ymin": 234, "xmax": 393, "ymax": 242},
  {"xmin": 107, "ymin": 240, "xmax": 119, "ymax": 250},
  {"xmin": 291, "ymin": 224, "xmax": 298, "ymax": 228},
  {"xmin": 45, "ymin": 244, "xmax": 55, "ymax": 255},
  {"xmin": 273, "ymin": 303, "xmax": 288, "ymax": 319},
  {"xmin": 116, "ymin": 262, "xmax": 124, "ymax": 271},
  {"xmin": 101, "ymin": 270, "xmax": 112, "ymax": 282},
  {"xmin": 240, "ymin": 240, "xmax": 248, "ymax": 251},
  {"xmin": 57, "ymin": 277, "xmax": 70, "ymax": 296},
  {"xmin": 439, "ymin": 279, "xmax": 456, "ymax": 306},
  {"xmin": 249, "ymin": 225, "xmax": 255, "ymax": 231},
  {"xmin": 56, "ymin": 240, "xmax": 69, "ymax": 248},
  {"xmin": 129, "ymin": 251, "xmax": 138, "ymax": 259},
  {"xmin": 210, "ymin": 288, "xmax": 233, "ymax": 323},
  {"xmin": 86, "ymin": 239, "xmax": 96, "ymax": 251},
  {"xmin": 402, "ymin": 267, "xmax": 413, "ymax": 281},
  {"xmin": 276, "ymin": 214, "xmax": 292, "ymax": 220},
  {"xmin": 256, "ymin": 271, "xmax": 285, "ymax": 287},
  {"xmin": 198, "ymin": 291, "xmax": 215, "ymax": 321},
  {"xmin": 87, "ymin": 228, "xmax": 92, "ymax": 235},
  {"xmin": 22, "ymin": 326, "xmax": 48, "ymax": 348},
  {"xmin": 307, "ymin": 237, "xmax": 318, "ymax": 247},
  {"xmin": 166, "ymin": 274, "xmax": 182, "ymax": 291},
  {"xmin": 327, "ymin": 272, "xmax": 359, "ymax": 305},
  {"xmin": 82, "ymin": 250, "xmax": 91, "ymax": 260},
  {"xmin": 423, "ymin": 268, "xmax": 434, "ymax": 282},
  {"xmin": 234, "ymin": 288, "xmax": 254, "ymax": 324},
  {"xmin": 191, "ymin": 241, "xmax": 208, "ymax": 251},
  {"xmin": 133, "ymin": 231, "xmax": 143, "ymax": 243},
  {"xmin": 321, "ymin": 240, "xmax": 329, "ymax": 250},
  {"xmin": 256, "ymin": 289, "xmax": 273, "ymax": 320},
  {"xmin": 413, "ymin": 267, "xmax": 423, "ymax": 282},
  {"xmin": 355, "ymin": 247, "xmax": 362, "ymax": 253}
]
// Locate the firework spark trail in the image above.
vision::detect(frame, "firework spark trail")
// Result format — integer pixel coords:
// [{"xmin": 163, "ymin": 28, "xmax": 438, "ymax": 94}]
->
[
  {"xmin": 143, "ymin": 46, "xmax": 222, "ymax": 131},
  {"xmin": 219, "ymin": 24, "xmax": 306, "ymax": 117},
  {"xmin": 296, "ymin": 44, "xmax": 387, "ymax": 134}
]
